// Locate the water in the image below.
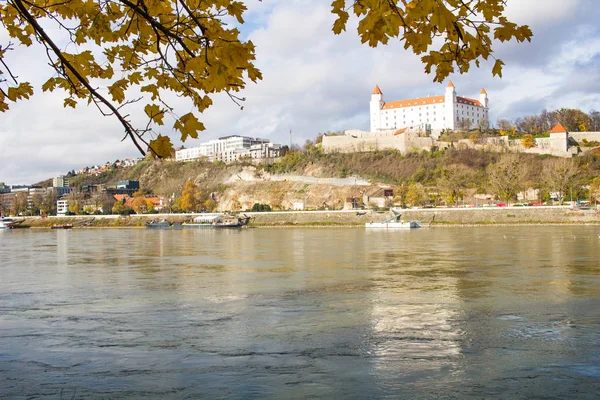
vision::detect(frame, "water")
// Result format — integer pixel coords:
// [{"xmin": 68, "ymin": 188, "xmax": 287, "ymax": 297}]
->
[{"xmin": 1, "ymin": 226, "xmax": 599, "ymax": 399}]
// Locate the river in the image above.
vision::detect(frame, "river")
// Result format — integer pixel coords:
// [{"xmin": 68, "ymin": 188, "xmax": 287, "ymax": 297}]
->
[{"xmin": 1, "ymin": 226, "xmax": 599, "ymax": 399}]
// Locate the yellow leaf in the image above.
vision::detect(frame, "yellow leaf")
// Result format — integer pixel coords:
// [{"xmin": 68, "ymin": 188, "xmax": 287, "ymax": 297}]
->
[
  {"xmin": 64, "ymin": 98, "xmax": 77, "ymax": 108},
  {"xmin": 492, "ymin": 59, "xmax": 504, "ymax": 78},
  {"xmin": 144, "ymin": 104, "xmax": 165, "ymax": 125},
  {"xmin": 173, "ymin": 112, "xmax": 205, "ymax": 142},
  {"xmin": 149, "ymin": 134, "xmax": 173, "ymax": 158}
]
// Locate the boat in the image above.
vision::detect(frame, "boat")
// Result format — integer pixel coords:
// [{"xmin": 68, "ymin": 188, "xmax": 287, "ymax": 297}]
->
[
  {"xmin": 0, "ymin": 217, "xmax": 15, "ymax": 230},
  {"xmin": 146, "ymin": 219, "xmax": 185, "ymax": 229},
  {"xmin": 365, "ymin": 210, "xmax": 421, "ymax": 229},
  {"xmin": 51, "ymin": 224, "xmax": 73, "ymax": 229},
  {"xmin": 146, "ymin": 219, "xmax": 173, "ymax": 229},
  {"xmin": 182, "ymin": 214, "xmax": 252, "ymax": 229}
]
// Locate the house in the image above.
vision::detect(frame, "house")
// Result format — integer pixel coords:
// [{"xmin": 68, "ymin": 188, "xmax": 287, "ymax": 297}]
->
[{"xmin": 362, "ymin": 187, "xmax": 393, "ymax": 209}]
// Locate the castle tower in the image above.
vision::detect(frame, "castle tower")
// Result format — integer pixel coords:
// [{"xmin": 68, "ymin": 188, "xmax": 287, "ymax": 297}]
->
[
  {"xmin": 370, "ymin": 85, "xmax": 384, "ymax": 132},
  {"xmin": 480, "ymin": 88, "xmax": 488, "ymax": 109},
  {"xmin": 444, "ymin": 81, "xmax": 457, "ymax": 130}
]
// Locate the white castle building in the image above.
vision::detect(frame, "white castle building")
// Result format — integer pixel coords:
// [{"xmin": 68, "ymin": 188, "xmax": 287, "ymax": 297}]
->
[{"xmin": 370, "ymin": 81, "xmax": 489, "ymax": 133}]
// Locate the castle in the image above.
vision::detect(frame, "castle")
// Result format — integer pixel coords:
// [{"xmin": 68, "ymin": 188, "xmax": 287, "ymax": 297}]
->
[{"xmin": 370, "ymin": 81, "xmax": 489, "ymax": 133}]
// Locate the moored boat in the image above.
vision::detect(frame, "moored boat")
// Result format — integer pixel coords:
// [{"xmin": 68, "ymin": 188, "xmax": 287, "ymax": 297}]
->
[
  {"xmin": 365, "ymin": 210, "xmax": 421, "ymax": 229},
  {"xmin": 51, "ymin": 224, "xmax": 73, "ymax": 229},
  {"xmin": 0, "ymin": 217, "xmax": 15, "ymax": 230},
  {"xmin": 146, "ymin": 219, "xmax": 172, "ymax": 229},
  {"xmin": 183, "ymin": 214, "xmax": 252, "ymax": 229}
]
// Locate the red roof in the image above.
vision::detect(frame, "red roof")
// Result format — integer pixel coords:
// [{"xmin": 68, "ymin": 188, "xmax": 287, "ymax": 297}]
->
[
  {"xmin": 549, "ymin": 123, "xmax": 567, "ymax": 133},
  {"xmin": 372, "ymin": 85, "xmax": 382, "ymax": 95},
  {"xmin": 480, "ymin": 88, "xmax": 487, "ymax": 94},
  {"xmin": 447, "ymin": 81, "xmax": 455, "ymax": 88},
  {"xmin": 382, "ymin": 95, "xmax": 445, "ymax": 109},
  {"xmin": 457, "ymin": 96, "xmax": 483, "ymax": 107},
  {"xmin": 394, "ymin": 128, "xmax": 407, "ymax": 135}
]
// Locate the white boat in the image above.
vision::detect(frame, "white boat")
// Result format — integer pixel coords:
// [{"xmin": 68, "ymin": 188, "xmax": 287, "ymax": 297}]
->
[
  {"xmin": 365, "ymin": 211, "xmax": 421, "ymax": 229},
  {"xmin": 0, "ymin": 217, "xmax": 15, "ymax": 230}
]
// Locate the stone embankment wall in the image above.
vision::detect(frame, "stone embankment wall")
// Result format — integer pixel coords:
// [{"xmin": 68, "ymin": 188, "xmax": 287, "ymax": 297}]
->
[{"xmin": 18, "ymin": 206, "xmax": 600, "ymax": 228}]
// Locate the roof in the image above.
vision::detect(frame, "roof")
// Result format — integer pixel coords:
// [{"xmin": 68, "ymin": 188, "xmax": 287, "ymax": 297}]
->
[
  {"xmin": 549, "ymin": 123, "xmax": 567, "ymax": 133},
  {"xmin": 382, "ymin": 95, "xmax": 445, "ymax": 109},
  {"xmin": 480, "ymin": 88, "xmax": 487, "ymax": 94},
  {"xmin": 456, "ymin": 96, "xmax": 483, "ymax": 107},
  {"xmin": 372, "ymin": 85, "xmax": 382, "ymax": 95},
  {"xmin": 447, "ymin": 81, "xmax": 455, "ymax": 88},
  {"xmin": 394, "ymin": 128, "xmax": 407, "ymax": 135}
]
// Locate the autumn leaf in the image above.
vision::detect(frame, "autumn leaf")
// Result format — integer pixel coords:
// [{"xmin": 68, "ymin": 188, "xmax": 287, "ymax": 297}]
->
[{"xmin": 149, "ymin": 135, "xmax": 173, "ymax": 158}]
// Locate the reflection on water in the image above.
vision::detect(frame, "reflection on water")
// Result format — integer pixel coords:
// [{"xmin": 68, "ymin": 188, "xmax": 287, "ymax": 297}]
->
[{"xmin": 1, "ymin": 226, "xmax": 600, "ymax": 398}]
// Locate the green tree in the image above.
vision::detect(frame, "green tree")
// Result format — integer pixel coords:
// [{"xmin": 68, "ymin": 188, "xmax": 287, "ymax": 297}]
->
[{"xmin": 1, "ymin": 1, "xmax": 531, "ymax": 156}]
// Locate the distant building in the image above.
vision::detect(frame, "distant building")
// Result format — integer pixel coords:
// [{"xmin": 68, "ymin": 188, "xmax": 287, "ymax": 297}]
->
[
  {"xmin": 0, "ymin": 182, "xmax": 10, "ymax": 194},
  {"xmin": 175, "ymin": 135, "xmax": 283, "ymax": 163},
  {"xmin": 57, "ymin": 199, "xmax": 69, "ymax": 216},
  {"xmin": 53, "ymin": 175, "xmax": 69, "ymax": 188},
  {"xmin": 116, "ymin": 180, "xmax": 140, "ymax": 190}
]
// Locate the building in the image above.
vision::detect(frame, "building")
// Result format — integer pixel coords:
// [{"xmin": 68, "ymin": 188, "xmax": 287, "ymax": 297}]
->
[
  {"xmin": 175, "ymin": 135, "xmax": 283, "ymax": 163},
  {"xmin": 57, "ymin": 199, "xmax": 69, "ymax": 216},
  {"xmin": 53, "ymin": 175, "xmax": 69, "ymax": 188},
  {"xmin": 116, "ymin": 180, "xmax": 140, "ymax": 191},
  {"xmin": 370, "ymin": 81, "xmax": 489, "ymax": 133}
]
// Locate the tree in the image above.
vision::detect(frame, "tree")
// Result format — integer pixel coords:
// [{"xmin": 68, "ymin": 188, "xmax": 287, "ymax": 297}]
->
[
  {"xmin": 486, "ymin": 153, "xmax": 527, "ymax": 204},
  {"xmin": 1, "ymin": 1, "xmax": 531, "ymax": 156},
  {"xmin": 590, "ymin": 177, "xmax": 600, "ymax": 205},
  {"xmin": 497, "ymin": 119, "xmax": 513, "ymax": 134},
  {"xmin": 438, "ymin": 164, "xmax": 473, "ymax": 205},
  {"xmin": 13, "ymin": 192, "xmax": 28, "ymax": 215},
  {"xmin": 177, "ymin": 181, "xmax": 200, "ymax": 212},
  {"xmin": 521, "ymin": 134, "xmax": 535, "ymax": 149},
  {"xmin": 542, "ymin": 158, "xmax": 578, "ymax": 205},
  {"xmin": 456, "ymin": 118, "xmax": 472, "ymax": 132},
  {"xmin": 132, "ymin": 197, "xmax": 154, "ymax": 214},
  {"xmin": 404, "ymin": 183, "xmax": 427, "ymax": 207},
  {"xmin": 112, "ymin": 199, "xmax": 125, "ymax": 214}
]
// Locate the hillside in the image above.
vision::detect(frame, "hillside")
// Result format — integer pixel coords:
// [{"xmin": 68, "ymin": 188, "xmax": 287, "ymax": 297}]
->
[{"xmin": 65, "ymin": 146, "xmax": 600, "ymax": 211}]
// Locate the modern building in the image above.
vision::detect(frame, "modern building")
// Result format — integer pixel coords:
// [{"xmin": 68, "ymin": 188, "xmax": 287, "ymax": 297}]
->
[
  {"xmin": 57, "ymin": 199, "xmax": 69, "ymax": 216},
  {"xmin": 175, "ymin": 135, "xmax": 283, "ymax": 163},
  {"xmin": 53, "ymin": 175, "xmax": 69, "ymax": 188},
  {"xmin": 370, "ymin": 81, "xmax": 489, "ymax": 133},
  {"xmin": 116, "ymin": 180, "xmax": 140, "ymax": 190}
]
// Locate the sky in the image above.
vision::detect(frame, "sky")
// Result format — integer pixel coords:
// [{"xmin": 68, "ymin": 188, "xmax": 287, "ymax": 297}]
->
[{"xmin": 1, "ymin": 0, "xmax": 599, "ymax": 185}]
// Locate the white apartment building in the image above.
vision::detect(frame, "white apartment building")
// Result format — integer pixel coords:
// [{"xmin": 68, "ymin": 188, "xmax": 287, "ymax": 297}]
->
[
  {"xmin": 176, "ymin": 135, "xmax": 282, "ymax": 163},
  {"xmin": 57, "ymin": 199, "xmax": 68, "ymax": 216},
  {"xmin": 370, "ymin": 81, "xmax": 489, "ymax": 133}
]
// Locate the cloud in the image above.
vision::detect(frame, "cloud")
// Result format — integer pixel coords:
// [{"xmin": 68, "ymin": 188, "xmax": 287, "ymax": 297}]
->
[{"xmin": 1, "ymin": 0, "xmax": 600, "ymax": 184}]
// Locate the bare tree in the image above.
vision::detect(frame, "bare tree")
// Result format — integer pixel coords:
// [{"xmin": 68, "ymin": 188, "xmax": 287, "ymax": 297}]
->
[
  {"xmin": 456, "ymin": 118, "xmax": 472, "ymax": 132},
  {"xmin": 486, "ymin": 153, "xmax": 528, "ymax": 204},
  {"xmin": 542, "ymin": 158, "xmax": 578, "ymax": 205},
  {"xmin": 438, "ymin": 164, "xmax": 474, "ymax": 205}
]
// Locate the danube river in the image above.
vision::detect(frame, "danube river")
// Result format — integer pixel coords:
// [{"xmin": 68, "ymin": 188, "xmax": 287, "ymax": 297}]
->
[{"xmin": 1, "ymin": 227, "xmax": 599, "ymax": 399}]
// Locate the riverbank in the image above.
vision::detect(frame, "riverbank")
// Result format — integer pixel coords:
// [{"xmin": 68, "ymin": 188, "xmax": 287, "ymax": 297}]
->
[{"xmin": 11, "ymin": 206, "xmax": 600, "ymax": 228}]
